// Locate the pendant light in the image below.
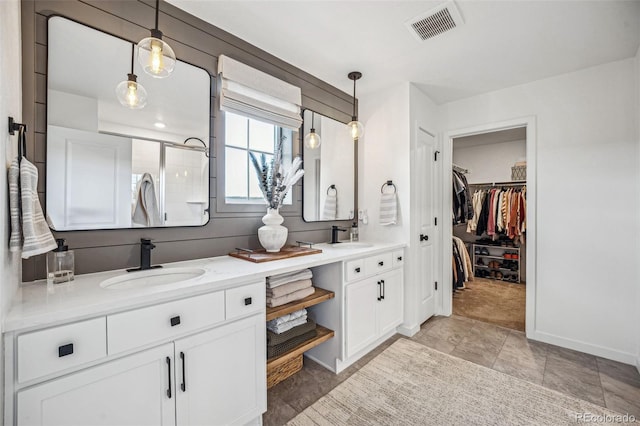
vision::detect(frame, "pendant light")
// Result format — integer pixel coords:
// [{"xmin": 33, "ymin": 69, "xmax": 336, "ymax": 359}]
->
[
  {"xmin": 347, "ymin": 71, "xmax": 364, "ymax": 140},
  {"xmin": 137, "ymin": 0, "xmax": 176, "ymax": 78},
  {"xmin": 304, "ymin": 111, "xmax": 322, "ymax": 149},
  {"xmin": 116, "ymin": 44, "xmax": 148, "ymax": 109}
]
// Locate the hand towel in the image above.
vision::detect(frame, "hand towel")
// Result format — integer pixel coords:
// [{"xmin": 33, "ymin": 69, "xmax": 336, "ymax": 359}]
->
[
  {"xmin": 267, "ymin": 329, "xmax": 317, "ymax": 359},
  {"xmin": 379, "ymin": 192, "xmax": 398, "ymax": 226},
  {"xmin": 322, "ymin": 192, "xmax": 337, "ymax": 220},
  {"xmin": 266, "ymin": 315, "xmax": 307, "ymax": 334},
  {"xmin": 267, "ymin": 320, "xmax": 316, "ymax": 346},
  {"xmin": 266, "ymin": 279, "xmax": 313, "ymax": 299},
  {"xmin": 266, "ymin": 286, "xmax": 315, "ymax": 308},
  {"xmin": 267, "ymin": 269, "xmax": 313, "ymax": 289},
  {"xmin": 8, "ymin": 158, "xmax": 22, "ymax": 253},
  {"xmin": 132, "ymin": 172, "xmax": 160, "ymax": 227},
  {"xmin": 267, "ymin": 308, "xmax": 307, "ymax": 327},
  {"xmin": 19, "ymin": 158, "xmax": 57, "ymax": 258}
]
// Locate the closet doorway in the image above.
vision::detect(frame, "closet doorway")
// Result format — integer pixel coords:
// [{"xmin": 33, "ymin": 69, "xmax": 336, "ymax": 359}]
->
[{"xmin": 450, "ymin": 127, "xmax": 527, "ymax": 332}]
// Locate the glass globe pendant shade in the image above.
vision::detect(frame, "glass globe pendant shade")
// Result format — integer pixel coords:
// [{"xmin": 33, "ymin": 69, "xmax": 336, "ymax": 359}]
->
[
  {"xmin": 304, "ymin": 129, "xmax": 322, "ymax": 149},
  {"xmin": 137, "ymin": 30, "xmax": 176, "ymax": 78},
  {"xmin": 347, "ymin": 119, "xmax": 364, "ymax": 140},
  {"xmin": 116, "ymin": 74, "xmax": 147, "ymax": 109}
]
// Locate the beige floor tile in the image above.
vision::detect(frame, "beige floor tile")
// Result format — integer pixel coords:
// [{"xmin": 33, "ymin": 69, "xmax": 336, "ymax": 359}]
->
[
  {"xmin": 492, "ymin": 330, "xmax": 548, "ymax": 384},
  {"xmin": 263, "ymin": 394, "xmax": 298, "ymax": 426},
  {"xmin": 450, "ymin": 320, "xmax": 509, "ymax": 367},
  {"xmin": 597, "ymin": 357, "xmax": 640, "ymax": 417},
  {"xmin": 542, "ymin": 356, "xmax": 605, "ymax": 406}
]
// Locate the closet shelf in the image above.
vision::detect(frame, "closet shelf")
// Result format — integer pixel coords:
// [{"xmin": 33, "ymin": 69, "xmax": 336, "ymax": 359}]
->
[
  {"xmin": 475, "ymin": 265, "xmax": 517, "ymax": 272},
  {"xmin": 475, "ymin": 254, "xmax": 518, "ymax": 260},
  {"xmin": 266, "ymin": 287, "xmax": 334, "ymax": 321}
]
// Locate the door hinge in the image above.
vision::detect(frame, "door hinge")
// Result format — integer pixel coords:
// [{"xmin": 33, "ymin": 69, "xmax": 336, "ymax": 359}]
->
[
  {"xmin": 434, "ymin": 217, "xmax": 437, "ymax": 226},
  {"xmin": 434, "ymin": 150, "xmax": 440, "ymax": 161},
  {"xmin": 435, "ymin": 281, "xmax": 438, "ymax": 291}
]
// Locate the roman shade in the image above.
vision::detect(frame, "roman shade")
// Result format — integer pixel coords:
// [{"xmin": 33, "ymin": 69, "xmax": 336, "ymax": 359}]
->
[{"xmin": 217, "ymin": 55, "xmax": 302, "ymax": 130}]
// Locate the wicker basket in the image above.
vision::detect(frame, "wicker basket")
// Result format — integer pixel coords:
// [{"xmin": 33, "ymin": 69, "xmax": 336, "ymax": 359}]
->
[
  {"xmin": 267, "ymin": 354, "xmax": 303, "ymax": 388},
  {"xmin": 511, "ymin": 165, "xmax": 526, "ymax": 181}
]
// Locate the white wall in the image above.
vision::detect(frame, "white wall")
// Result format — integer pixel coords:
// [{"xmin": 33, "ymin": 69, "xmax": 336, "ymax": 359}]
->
[
  {"xmin": 442, "ymin": 58, "xmax": 639, "ymax": 364},
  {"xmin": 0, "ymin": 0, "xmax": 23, "ymax": 418},
  {"xmin": 358, "ymin": 83, "xmax": 411, "ymax": 244},
  {"xmin": 453, "ymin": 139, "xmax": 526, "ymax": 184}
]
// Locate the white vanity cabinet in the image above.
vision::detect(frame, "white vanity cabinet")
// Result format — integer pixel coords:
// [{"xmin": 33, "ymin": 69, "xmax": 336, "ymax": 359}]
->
[{"xmin": 9, "ymin": 282, "xmax": 266, "ymax": 426}]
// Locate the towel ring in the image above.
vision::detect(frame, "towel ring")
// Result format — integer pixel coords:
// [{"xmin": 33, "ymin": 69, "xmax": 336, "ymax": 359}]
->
[
  {"xmin": 381, "ymin": 180, "xmax": 396, "ymax": 194},
  {"xmin": 327, "ymin": 184, "xmax": 337, "ymax": 196},
  {"xmin": 184, "ymin": 137, "xmax": 210, "ymax": 158}
]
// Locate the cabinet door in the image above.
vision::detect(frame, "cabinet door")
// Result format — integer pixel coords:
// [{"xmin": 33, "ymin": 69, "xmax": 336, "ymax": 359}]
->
[
  {"xmin": 345, "ymin": 278, "xmax": 378, "ymax": 358},
  {"xmin": 377, "ymin": 269, "xmax": 404, "ymax": 336},
  {"xmin": 17, "ymin": 344, "xmax": 175, "ymax": 426},
  {"xmin": 175, "ymin": 315, "xmax": 266, "ymax": 426}
]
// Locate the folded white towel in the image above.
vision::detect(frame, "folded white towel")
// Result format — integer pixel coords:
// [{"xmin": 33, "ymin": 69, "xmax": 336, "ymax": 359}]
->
[
  {"xmin": 322, "ymin": 191, "xmax": 337, "ymax": 220},
  {"xmin": 18, "ymin": 158, "xmax": 57, "ymax": 258},
  {"xmin": 267, "ymin": 269, "xmax": 313, "ymax": 289},
  {"xmin": 132, "ymin": 172, "xmax": 160, "ymax": 227},
  {"xmin": 266, "ymin": 315, "xmax": 308, "ymax": 334},
  {"xmin": 379, "ymin": 192, "xmax": 398, "ymax": 226},
  {"xmin": 267, "ymin": 308, "xmax": 307, "ymax": 328}
]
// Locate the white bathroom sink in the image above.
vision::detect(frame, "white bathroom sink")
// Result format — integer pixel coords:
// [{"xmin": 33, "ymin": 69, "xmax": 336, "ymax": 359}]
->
[
  {"xmin": 330, "ymin": 242, "xmax": 374, "ymax": 249},
  {"xmin": 100, "ymin": 267, "xmax": 206, "ymax": 290}
]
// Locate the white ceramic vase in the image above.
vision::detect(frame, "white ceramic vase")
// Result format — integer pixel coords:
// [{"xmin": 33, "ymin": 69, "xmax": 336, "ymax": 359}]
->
[{"xmin": 258, "ymin": 208, "xmax": 288, "ymax": 252}]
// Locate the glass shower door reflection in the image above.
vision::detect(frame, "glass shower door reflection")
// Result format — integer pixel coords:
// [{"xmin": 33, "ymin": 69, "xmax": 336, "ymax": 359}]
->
[{"xmin": 163, "ymin": 145, "xmax": 209, "ymax": 226}]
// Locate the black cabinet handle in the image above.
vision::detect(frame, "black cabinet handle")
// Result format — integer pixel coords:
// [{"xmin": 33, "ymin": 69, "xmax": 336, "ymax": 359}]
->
[
  {"xmin": 58, "ymin": 343, "xmax": 74, "ymax": 358},
  {"xmin": 355, "ymin": 267, "xmax": 361, "ymax": 273},
  {"xmin": 170, "ymin": 316, "xmax": 181, "ymax": 327},
  {"xmin": 420, "ymin": 234, "xmax": 429, "ymax": 241},
  {"xmin": 166, "ymin": 357, "xmax": 172, "ymax": 398},
  {"xmin": 397, "ymin": 256, "xmax": 403, "ymax": 261},
  {"xmin": 180, "ymin": 352, "xmax": 186, "ymax": 392},
  {"xmin": 378, "ymin": 261, "xmax": 384, "ymax": 267},
  {"xmin": 381, "ymin": 279, "xmax": 385, "ymax": 300},
  {"xmin": 244, "ymin": 297, "xmax": 252, "ymax": 306},
  {"xmin": 377, "ymin": 281, "xmax": 381, "ymax": 301}
]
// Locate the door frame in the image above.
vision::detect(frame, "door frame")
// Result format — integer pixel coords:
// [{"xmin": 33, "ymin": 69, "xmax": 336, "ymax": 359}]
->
[{"xmin": 440, "ymin": 116, "xmax": 537, "ymax": 337}]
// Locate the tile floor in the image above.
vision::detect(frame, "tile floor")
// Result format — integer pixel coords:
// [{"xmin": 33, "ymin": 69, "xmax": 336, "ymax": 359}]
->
[{"xmin": 264, "ymin": 315, "xmax": 640, "ymax": 425}]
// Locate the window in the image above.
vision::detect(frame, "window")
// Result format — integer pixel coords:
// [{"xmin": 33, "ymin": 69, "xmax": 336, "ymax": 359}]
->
[{"xmin": 224, "ymin": 112, "xmax": 293, "ymax": 205}]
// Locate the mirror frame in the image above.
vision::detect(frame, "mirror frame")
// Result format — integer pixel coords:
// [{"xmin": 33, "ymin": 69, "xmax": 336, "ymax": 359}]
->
[
  {"xmin": 301, "ymin": 108, "xmax": 357, "ymax": 223},
  {"xmin": 45, "ymin": 15, "xmax": 213, "ymax": 231}
]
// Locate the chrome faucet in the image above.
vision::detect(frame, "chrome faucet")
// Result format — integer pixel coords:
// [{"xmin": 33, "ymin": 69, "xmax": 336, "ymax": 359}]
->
[
  {"xmin": 330, "ymin": 226, "xmax": 348, "ymax": 244},
  {"xmin": 127, "ymin": 238, "xmax": 163, "ymax": 272}
]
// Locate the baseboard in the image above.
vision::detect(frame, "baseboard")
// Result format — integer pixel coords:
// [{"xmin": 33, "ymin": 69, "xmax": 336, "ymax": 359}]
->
[
  {"xmin": 636, "ymin": 356, "xmax": 640, "ymax": 375},
  {"xmin": 397, "ymin": 323, "xmax": 420, "ymax": 337},
  {"xmin": 530, "ymin": 330, "xmax": 637, "ymax": 365}
]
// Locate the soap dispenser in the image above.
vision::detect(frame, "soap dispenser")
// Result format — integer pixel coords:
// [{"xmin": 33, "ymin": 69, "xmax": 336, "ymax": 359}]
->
[
  {"xmin": 47, "ymin": 239, "xmax": 75, "ymax": 285},
  {"xmin": 350, "ymin": 222, "xmax": 359, "ymax": 242}
]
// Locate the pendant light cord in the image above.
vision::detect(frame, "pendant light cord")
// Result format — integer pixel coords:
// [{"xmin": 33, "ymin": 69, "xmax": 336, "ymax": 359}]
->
[
  {"xmin": 311, "ymin": 111, "xmax": 315, "ymax": 128},
  {"xmin": 155, "ymin": 0, "xmax": 160, "ymax": 30},
  {"xmin": 352, "ymin": 78, "xmax": 357, "ymax": 118},
  {"xmin": 130, "ymin": 43, "xmax": 135, "ymax": 74}
]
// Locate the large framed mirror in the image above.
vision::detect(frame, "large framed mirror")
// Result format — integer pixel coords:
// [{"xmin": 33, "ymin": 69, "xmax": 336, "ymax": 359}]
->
[
  {"xmin": 46, "ymin": 17, "xmax": 210, "ymax": 231},
  {"xmin": 302, "ymin": 110, "xmax": 355, "ymax": 222}
]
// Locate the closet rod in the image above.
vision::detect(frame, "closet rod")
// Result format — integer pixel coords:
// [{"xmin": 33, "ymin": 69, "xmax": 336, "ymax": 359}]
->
[
  {"xmin": 452, "ymin": 163, "xmax": 468, "ymax": 174},
  {"xmin": 469, "ymin": 180, "xmax": 526, "ymax": 187}
]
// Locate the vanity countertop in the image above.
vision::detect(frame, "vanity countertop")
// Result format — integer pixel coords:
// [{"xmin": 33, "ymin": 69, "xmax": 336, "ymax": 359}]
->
[{"xmin": 5, "ymin": 241, "xmax": 405, "ymax": 333}]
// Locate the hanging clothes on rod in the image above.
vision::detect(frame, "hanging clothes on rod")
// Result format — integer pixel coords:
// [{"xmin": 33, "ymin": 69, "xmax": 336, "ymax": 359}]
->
[
  {"xmin": 452, "ymin": 167, "xmax": 472, "ymax": 225},
  {"xmin": 466, "ymin": 183, "xmax": 527, "ymax": 244}
]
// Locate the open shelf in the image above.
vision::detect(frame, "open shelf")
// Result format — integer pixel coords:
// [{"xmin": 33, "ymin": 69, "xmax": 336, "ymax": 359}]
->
[
  {"xmin": 266, "ymin": 287, "xmax": 335, "ymax": 321},
  {"xmin": 267, "ymin": 325, "xmax": 334, "ymax": 368}
]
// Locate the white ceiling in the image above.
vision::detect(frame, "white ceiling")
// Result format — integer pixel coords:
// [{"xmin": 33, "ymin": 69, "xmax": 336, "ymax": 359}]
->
[{"xmin": 167, "ymin": 0, "xmax": 640, "ymax": 104}]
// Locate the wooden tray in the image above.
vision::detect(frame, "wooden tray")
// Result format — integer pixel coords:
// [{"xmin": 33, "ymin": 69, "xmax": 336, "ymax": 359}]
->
[{"xmin": 229, "ymin": 245, "xmax": 322, "ymax": 263}]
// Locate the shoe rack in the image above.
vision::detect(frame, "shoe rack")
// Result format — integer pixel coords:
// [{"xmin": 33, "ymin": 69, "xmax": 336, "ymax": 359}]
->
[{"xmin": 472, "ymin": 243, "xmax": 521, "ymax": 283}]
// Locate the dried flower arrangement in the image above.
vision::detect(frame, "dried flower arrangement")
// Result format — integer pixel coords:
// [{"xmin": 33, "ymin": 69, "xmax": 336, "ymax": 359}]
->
[{"xmin": 249, "ymin": 134, "xmax": 304, "ymax": 210}]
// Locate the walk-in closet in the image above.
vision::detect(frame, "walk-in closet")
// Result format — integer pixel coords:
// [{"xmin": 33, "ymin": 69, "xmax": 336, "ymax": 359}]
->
[{"xmin": 451, "ymin": 128, "xmax": 527, "ymax": 331}]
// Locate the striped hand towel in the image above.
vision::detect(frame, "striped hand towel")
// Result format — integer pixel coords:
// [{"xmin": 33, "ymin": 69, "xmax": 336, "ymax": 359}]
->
[
  {"xmin": 19, "ymin": 158, "xmax": 57, "ymax": 258},
  {"xmin": 322, "ymin": 192, "xmax": 337, "ymax": 220},
  {"xmin": 379, "ymin": 192, "xmax": 398, "ymax": 226},
  {"xmin": 8, "ymin": 159, "xmax": 22, "ymax": 253}
]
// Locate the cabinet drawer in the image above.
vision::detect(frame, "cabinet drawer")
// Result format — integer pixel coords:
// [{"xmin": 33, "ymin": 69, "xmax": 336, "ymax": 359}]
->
[
  {"xmin": 345, "ymin": 259, "xmax": 365, "ymax": 282},
  {"xmin": 226, "ymin": 281, "xmax": 265, "ymax": 320},
  {"xmin": 17, "ymin": 317, "xmax": 106, "ymax": 383},
  {"xmin": 393, "ymin": 250, "xmax": 404, "ymax": 267},
  {"xmin": 107, "ymin": 291, "xmax": 224, "ymax": 354},
  {"xmin": 364, "ymin": 252, "xmax": 393, "ymax": 276}
]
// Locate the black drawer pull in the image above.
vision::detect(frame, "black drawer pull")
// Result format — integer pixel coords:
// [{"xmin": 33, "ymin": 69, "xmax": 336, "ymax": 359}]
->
[
  {"xmin": 170, "ymin": 316, "xmax": 181, "ymax": 327},
  {"xmin": 58, "ymin": 343, "xmax": 74, "ymax": 358},
  {"xmin": 378, "ymin": 261, "xmax": 384, "ymax": 266},
  {"xmin": 244, "ymin": 297, "xmax": 252, "ymax": 306},
  {"xmin": 166, "ymin": 357, "xmax": 172, "ymax": 398},
  {"xmin": 180, "ymin": 351, "xmax": 186, "ymax": 392},
  {"xmin": 397, "ymin": 256, "xmax": 403, "ymax": 261},
  {"xmin": 381, "ymin": 279, "xmax": 385, "ymax": 300},
  {"xmin": 377, "ymin": 281, "xmax": 381, "ymax": 301},
  {"xmin": 355, "ymin": 267, "xmax": 361, "ymax": 273}
]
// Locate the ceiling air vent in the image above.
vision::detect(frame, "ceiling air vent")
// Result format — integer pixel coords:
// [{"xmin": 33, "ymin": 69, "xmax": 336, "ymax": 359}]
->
[{"xmin": 405, "ymin": 1, "xmax": 464, "ymax": 42}]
